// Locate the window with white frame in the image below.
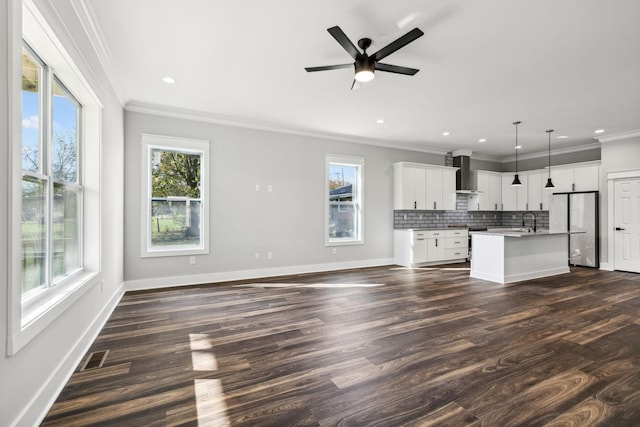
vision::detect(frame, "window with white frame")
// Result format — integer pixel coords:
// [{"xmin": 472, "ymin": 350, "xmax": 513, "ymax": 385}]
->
[
  {"xmin": 141, "ymin": 134, "xmax": 210, "ymax": 257},
  {"xmin": 9, "ymin": 0, "xmax": 103, "ymax": 355},
  {"xmin": 21, "ymin": 44, "xmax": 83, "ymax": 304},
  {"xmin": 326, "ymin": 155, "xmax": 364, "ymax": 245}
]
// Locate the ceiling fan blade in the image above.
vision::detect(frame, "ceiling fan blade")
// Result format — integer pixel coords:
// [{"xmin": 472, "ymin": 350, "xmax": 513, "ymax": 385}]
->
[
  {"xmin": 372, "ymin": 27, "xmax": 424, "ymax": 62},
  {"xmin": 375, "ymin": 63, "xmax": 420, "ymax": 75},
  {"xmin": 305, "ymin": 64, "xmax": 353, "ymax": 72},
  {"xmin": 327, "ymin": 26, "xmax": 360, "ymax": 60}
]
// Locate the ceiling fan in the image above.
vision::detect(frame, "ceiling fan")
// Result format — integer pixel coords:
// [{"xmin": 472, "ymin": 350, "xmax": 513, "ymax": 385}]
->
[{"xmin": 305, "ymin": 26, "xmax": 424, "ymax": 89}]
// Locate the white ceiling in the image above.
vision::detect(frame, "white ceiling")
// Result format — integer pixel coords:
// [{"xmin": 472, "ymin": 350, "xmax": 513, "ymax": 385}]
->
[{"xmin": 85, "ymin": 0, "xmax": 640, "ymax": 160}]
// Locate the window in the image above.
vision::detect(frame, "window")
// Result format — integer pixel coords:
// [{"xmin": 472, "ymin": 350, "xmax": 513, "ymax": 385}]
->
[
  {"xmin": 21, "ymin": 43, "xmax": 83, "ymax": 308},
  {"xmin": 9, "ymin": 0, "xmax": 102, "ymax": 355},
  {"xmin": 326, "ymin": 155, "xmax": 364, "ymax": 245},
  {"xmin": 141, "ymin": 134, "xmax": 210, "ymax": 257}
]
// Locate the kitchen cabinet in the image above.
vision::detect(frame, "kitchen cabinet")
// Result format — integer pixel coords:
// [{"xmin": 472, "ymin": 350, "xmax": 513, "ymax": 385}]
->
[
  {"xmin": 503, "ymin": 173, "xmax": 529, "ymax": 211},
  {"xmin": 394, "ymin": 229, "xmax": 468, "ymax": 266},
  {"xmin": 502, "ymin": 174, "xmax": 517, "ymax": 211},
  {"xmin": 426, "ymin": 230, "xmax": 445, "ymax": 261},
  {"xmin": 526, "ymin": 171, "xmax": 545, "ymax": 211},
  {"xmin": 393, "ymin": 162, "xmax": 457, "ymax": 211},
  {"xmin": 549, "ymin": 162, "xmax": 600, "ymax": 193},
  {"xmin": 469, "ymin": 171, "xmax": 501, "ymax": 211},
  {"xmin": 394, "ymin": 164, "xmax": 426, "ymax": 210}
]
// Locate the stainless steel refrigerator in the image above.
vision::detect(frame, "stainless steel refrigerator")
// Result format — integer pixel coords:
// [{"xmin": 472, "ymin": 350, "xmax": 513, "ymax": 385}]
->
[{"xmin": 549, "ymin": 191, "xmax": 599, "ymax": 267}]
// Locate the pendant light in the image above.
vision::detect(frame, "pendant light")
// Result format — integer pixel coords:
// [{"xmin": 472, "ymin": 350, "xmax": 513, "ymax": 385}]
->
[
  {"xmin": 544, "ymin": 129, "xmax": 555, "ymax": 188},
  {"xmin": 511, "ymin": 121, "xmax": 522, "ymax": 186}
]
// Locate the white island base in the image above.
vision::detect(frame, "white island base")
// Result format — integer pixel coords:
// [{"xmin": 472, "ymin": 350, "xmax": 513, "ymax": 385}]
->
[{"xmin": 471, "ymin": 232, "xmax": 570, "ymax": 284}]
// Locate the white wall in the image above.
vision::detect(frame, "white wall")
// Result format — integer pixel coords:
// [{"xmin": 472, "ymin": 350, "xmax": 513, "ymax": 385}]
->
[
  {"xmin": 0, "ymin": 1, "xmax": 124, "ymax": 425},
  {"xmin": 124, "ymin": 111, "xmax": 444, "ymax": 286},
  {"xmin": 599, "ymin": 134, "xmax": 640, "ymax": 266}
]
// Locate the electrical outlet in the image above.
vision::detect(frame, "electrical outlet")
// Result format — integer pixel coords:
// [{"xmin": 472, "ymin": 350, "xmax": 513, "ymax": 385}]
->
[
  {"xmin": 254, "ymin": 252, "xmax": 260, "ymax": 260},
  {"xmin": 255, "ymin": 184, "xmax": 260, "ymax": 192},
  {"xmin": 420, "ymin": 214, "xmax": 423, "ymax": 220},
  {"xmin": 332, "ymin": 248, "xmax": 337, "ymax": 255},
  {"xmin": 403, "ymin": 214, "xmax": 407, "ymax": 220},
  {"xmin": 267, "ymin": 251, "xmax": 273, "ymax": 259},
  {"xmin": 483, "ymin": 214, "xmax": 486, "ymax": 219},
  {"xmin": 267, "ymin": 184, "xmax": 273, "ymax": 193},
  {"xmin": 189, "ymin": 256, "xmax": 196, "ymax": 265},
  {"xmin": 436, "ymin": 214, "xmax": 439, "ymax": 219},
  {"xmin": 512, "ymin": 215, "xmax": 516, "ymax": 219}
]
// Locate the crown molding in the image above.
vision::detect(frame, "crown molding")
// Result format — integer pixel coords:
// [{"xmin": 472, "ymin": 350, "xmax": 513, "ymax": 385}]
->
[
  {"xmin": 69, "ymin": 0, "xmax": 125, "ymax": 106},
  {"xmin": 500, "ymin": 141, "xmax": 601, "ymax": 163},
  {"xmin": 125, "ymin": 101, "xmax": 452, "ymax": 156},
  {"xmin": 595, "ymin": 130, "xmax": 640, "ymax": 143}
]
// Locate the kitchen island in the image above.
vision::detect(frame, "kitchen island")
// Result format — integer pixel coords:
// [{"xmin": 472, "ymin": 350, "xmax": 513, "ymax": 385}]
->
[{"xmin": 470, "ymin": 229, "xmax": 578, "ymax": 284}]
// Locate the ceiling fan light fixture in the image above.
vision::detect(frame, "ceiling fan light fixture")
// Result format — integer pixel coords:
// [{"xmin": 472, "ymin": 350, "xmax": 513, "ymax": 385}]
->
[
  {"xmin": 354, "ymin": 57, "xmax": 375, "ymax": 82},
  {"xmin": 355, "ymin": 69, "xmax": 375, "ymax": 82}
]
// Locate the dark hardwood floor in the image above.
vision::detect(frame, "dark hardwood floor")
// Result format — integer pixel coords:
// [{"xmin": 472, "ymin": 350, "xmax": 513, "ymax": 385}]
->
[{"xmin": 43, "ymin": 264, "xmax": 640, "ymax": 426}]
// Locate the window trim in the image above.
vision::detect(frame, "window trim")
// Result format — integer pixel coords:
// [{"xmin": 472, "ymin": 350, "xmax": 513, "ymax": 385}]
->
[
  {"xmin": 140, "ymin": 133, "xmax": 210, "ymax": 258},
  {"xmin": 325, "ymin": 154, "xmax": 365, "ymax": 246},
  {"xmin": 8, "ymin": 0, "xmax": 103, "ymax": 356}
]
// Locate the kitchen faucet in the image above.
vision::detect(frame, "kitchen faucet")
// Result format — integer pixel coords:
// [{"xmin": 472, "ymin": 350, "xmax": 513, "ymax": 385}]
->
[{"xmin": 522, "ymin": 211, "xmax": 537, "ymax": 232}]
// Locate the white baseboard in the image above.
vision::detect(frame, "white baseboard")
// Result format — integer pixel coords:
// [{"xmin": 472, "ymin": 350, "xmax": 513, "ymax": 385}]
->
[
  {"xmin": 599, "ymin": 262, "xmax": 614, "ymax": 271},
  {"xmin": 125, "ymin": 258, "xmax": 395, "ymax": 291},
  {"xmin": 17, "ymin": 283, "xmax": 125, "ymax": 427}
]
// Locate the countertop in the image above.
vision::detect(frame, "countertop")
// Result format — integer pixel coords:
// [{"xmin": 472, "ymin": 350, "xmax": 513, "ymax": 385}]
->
[{"xmin": 470, "ymin": 228, "xmax": 586, "ymax": 238}]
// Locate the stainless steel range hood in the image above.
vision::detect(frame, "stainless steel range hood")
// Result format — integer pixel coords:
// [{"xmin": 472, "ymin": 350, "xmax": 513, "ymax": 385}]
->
[{"xmin": 452, "ymin": 150, "xmax": 479, "ymax": 194}]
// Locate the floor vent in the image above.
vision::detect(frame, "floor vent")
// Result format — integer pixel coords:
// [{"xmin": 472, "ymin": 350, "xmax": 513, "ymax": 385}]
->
[{"xmin": 80, "ymin": 350, "xmax": 109, "ymax": 371}]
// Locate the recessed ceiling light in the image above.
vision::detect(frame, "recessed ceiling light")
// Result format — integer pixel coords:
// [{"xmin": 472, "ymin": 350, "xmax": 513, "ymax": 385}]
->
[
  {"xmin": 162, "ymin": 76, "xmax": 176, "ymax": 84},
  {"xmin": 556, "ymin": 135, "xmax": 569, "ymax": 139},
  {"xmin": 442, "ymin": 131, "xmax": 450, "ymax": 136},
  {"xmin": 376, "ymin": 119, "xmax": 385, "ymax": 124},
  {"xmin": 594, "ymin": 129, "xmax": 605, "ymax": 134},
  {"xmin": 478, "ymin": 138, "xmax": 486, "ymax": 143},
  {"xmin": 515, "ymin": 145, "xmax": 522, "ymax": 149}
]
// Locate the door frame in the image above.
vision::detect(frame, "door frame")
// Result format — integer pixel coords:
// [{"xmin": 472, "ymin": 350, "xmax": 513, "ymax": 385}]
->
[{"xmin": 606, "ymin": 169, "xmax": 640, "ymax": 271}]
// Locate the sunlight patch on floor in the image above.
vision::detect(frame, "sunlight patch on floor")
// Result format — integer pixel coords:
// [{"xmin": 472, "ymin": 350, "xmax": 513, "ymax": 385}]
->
[
  {"xmin": 189, "ymin": 334, "xmax": 229, "ymax": 424},
  {"xmin": 194, "ymin": 379, "xmax": 230, "ymax": 426},
  {"xmin": 234, "ymin": 283, "xmax": 385, "ymax": 289}
]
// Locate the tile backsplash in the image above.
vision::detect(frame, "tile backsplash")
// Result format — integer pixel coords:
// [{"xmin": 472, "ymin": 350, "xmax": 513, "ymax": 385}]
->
[{"xmin": 394, "ymin": 194, "xmax": 549, "ymax": 229}]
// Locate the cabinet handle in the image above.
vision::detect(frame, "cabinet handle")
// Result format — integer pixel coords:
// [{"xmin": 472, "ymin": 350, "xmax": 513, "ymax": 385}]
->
[
  {"xmin": 540, "ymin": 202, "xmax": 543, "ymax": 210},
  {"xmin": 526, "ymin": 203, "xmax": 528, "ymax": 210},
  {"xmin": 433, "ymin": 201, "xmax": 436, "ymax": 210},
  {"xmin": 477, "ymin": 203, "xmax": 480, "ymax": 210},
  {"xmin": 435, "ymin": 238, "xmax": 438, "ymax": 247},
  {"xmin": 414, "ymin": 201, "xmax": 417, "ymax": 209},
  {"xmin": 454, "ymin": 241, "xmax": 460, "ymax": 244},
  {"xmin": 494, "ymin": 203, "xmax": 497, "ymax": 211},
  {"xmin": 572, "ymin": 183, "xmax": 575, "ymax": 191}
]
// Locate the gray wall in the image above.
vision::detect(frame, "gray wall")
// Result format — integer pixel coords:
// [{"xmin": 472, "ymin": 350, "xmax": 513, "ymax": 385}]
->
[
  {"xmin": 124, "ymin": 111, "xmax": 445, "ymax": 283},
  {"xmin": 599, "ymin": 136, "xmax": 640, "ymax": 265},
  {"xmin": 1, "ymin": 1, "xmax": 125, "ymax": 424}
]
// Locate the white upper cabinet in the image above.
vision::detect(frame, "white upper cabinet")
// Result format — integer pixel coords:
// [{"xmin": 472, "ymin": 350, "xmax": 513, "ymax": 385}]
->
[
  {"xmin": 393, "ymin": 162, "xmax": 457, "ymax": 210},
  {"xmin": 473, "ymin": 171, "xmax": 502, "ymax": 211},
  {"xmin": 526, "ymin": 171, "xmax": 545, "ymax": 211},
  {"xmin": 516, "ymin": 174, "xmax": 529, "ymax": 211},
  {"xmin": 502, "ymin": 174, "xmax": 517, "ymax": 211},
  {"xmin": 549, "ymin": 162, "xmax": 600, "ymax": 193},
  {"xmin": 394, "ymin": 164, "xmax": 426, "ymax": 209}
]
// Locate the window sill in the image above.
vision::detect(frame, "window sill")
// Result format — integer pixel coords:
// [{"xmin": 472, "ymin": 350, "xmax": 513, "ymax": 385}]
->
[
  {"xmin": 8, "ymin": 271, "xmax": 100, "ymax": 356},
  {"xmin": 326, "ymin": 240, "xmax": 365, "ymax": 247}
]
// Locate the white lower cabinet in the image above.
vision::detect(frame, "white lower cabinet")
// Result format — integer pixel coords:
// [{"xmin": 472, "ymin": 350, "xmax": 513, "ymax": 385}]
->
[{"xmin": 394, "ymin": 229, "xmax": 468, "ymax": 267}]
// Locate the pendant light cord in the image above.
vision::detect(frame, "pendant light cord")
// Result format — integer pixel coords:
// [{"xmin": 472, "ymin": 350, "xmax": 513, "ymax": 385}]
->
[
  {"xmin": 546, "ymin": 129, "xmax": 553, "ymax": 179},
  {"xmin": 513, "ymin": 121, "xmax": 521, "ymax": 173}
]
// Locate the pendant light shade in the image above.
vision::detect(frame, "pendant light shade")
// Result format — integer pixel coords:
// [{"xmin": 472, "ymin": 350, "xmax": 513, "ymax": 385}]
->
[
  {"xmin": 511, "ymin": 121, "xmax": 522, "ymax": 186},
  {"xmin": 544, "ymin": 129, "xmax": 555, "ymax": 188}
]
